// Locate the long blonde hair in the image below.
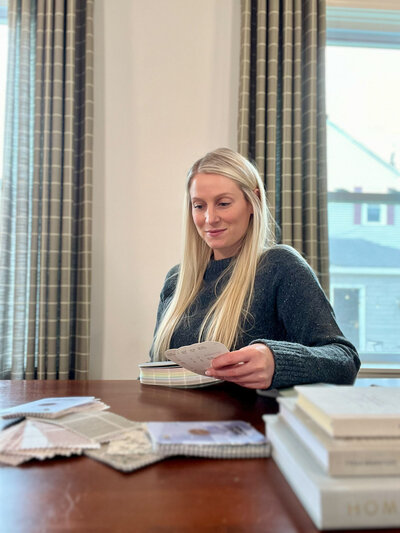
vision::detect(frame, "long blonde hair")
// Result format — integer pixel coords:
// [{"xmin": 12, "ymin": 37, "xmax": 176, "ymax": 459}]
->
[{"xmin": 152, "ymin": 148, "xmax": 274, "ymax": 360}]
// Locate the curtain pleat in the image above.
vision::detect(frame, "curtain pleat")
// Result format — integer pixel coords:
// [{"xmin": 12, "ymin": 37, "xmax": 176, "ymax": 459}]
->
[
  {"xmin": 0, "ymin": 0, "xmax": 36, "ymax": 379},
  {"xmin": 238, "ymin": 0, "xmax": 329, "ymax": 295},
  {"xmin": 0, "ymin": 0, "xmax": 93, "ymax": 380}
]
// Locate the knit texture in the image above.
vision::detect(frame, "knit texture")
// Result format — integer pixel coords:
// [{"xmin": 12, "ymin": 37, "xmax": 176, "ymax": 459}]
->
[{"xmin": 151, "ymin": 245, "xmax": 360, "ymax": 389}]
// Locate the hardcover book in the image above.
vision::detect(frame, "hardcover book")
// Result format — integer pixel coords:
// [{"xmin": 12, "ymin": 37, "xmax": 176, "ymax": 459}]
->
[
  {"xmin": 278, "ymin": 396, "xmax": 400, "ymax": 476},
  {"xmin": 295, "ymin": 385, "xmax": 400, "ymax": 437}
]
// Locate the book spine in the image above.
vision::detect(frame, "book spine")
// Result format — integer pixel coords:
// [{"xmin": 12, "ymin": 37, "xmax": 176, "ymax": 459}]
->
[
  {"xmin": 3, "ymin": 412, "xmax": 47, "ymax": 419},
  {"xmin": 321, "ymin": 490, "xmax": 400, "ymax": 529},
  {"xmin": 329, "ymin": 451, "xmax": 400, "ymax": 477},
  {"xmin": 155, "ymin": 443, "xmax": 271, "ymax": 459},
  {"xmin": 279, "ymin": 405, "xmax": 329, "ymax": 471},
  {"xmin": 332, "ymin": 418, "xmax": 400, "ymax": 438}
]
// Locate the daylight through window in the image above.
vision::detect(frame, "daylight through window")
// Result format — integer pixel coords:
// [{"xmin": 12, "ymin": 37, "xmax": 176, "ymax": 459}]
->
[{"xmin": 326, "ymin": 3, "xmax": 400, "ymax": 367}]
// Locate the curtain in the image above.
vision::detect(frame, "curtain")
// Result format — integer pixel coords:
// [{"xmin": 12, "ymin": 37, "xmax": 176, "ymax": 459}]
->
[
  {"xmin": 238, "ymin": 0, "xmax": 329, "ymax": 295},
  {"xmin": 0, "ymin": 0, "xmax": 93, "ymax": 379}
]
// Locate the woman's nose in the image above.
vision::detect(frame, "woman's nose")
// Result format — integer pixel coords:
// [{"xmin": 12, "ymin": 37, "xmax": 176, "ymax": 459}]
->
[{"xmin": 205, "ymin": 207, "xmax": 220, "ymax": 224}]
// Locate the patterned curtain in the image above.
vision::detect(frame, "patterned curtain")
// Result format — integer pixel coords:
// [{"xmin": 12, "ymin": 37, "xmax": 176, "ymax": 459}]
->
[
  {"xmin": 0, "ymin": 0, "xmax": 93, "ymax": 379},
  {"xmin": 238, "ymin": 0, "xmax": 329, "ymax": 295}
]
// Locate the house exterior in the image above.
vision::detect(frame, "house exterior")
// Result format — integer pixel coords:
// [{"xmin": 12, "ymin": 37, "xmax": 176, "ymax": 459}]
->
[{"xmin": 327, "ymin": 121, "xmax": 400, "ymax": 362}]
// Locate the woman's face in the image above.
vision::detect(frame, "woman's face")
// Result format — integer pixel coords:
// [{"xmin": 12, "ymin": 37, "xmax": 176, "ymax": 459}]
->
[{"xmin": 189, "ymin": 173, "xmax": 253, "ymax": 260}]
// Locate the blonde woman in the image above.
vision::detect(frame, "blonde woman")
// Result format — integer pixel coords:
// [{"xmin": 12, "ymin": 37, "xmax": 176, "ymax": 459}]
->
[{"xmin": 150, "ymin": 148, "xmax": 360, "ymax": 390}]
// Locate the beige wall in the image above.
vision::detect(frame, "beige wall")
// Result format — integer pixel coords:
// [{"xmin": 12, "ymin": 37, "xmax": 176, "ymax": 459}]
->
[{"xmin": 91, "ymin": 0, "xmax": 240, "ymax": 378}]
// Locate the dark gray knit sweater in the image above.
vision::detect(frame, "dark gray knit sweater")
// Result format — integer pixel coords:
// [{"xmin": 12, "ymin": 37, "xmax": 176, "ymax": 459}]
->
[{"xmin": 151, "ymin": 245, "xmax": 360, "ymax": 389}]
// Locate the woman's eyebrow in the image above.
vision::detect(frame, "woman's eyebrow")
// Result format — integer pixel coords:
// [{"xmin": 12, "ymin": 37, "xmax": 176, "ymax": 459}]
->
[{"xmin": 191, "ymin": 193, "xmax": 234, "ymax": 201}]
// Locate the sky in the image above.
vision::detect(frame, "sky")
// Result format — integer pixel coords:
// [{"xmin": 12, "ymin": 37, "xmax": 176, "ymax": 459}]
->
[{"xmin": 326, "ymin": 45, "xmax": 400, "ymax": 170}]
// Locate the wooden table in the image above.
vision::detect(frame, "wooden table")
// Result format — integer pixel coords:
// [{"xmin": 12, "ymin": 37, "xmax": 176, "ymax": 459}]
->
[{"xmin": 0, "ymin": 380, "xmax": 396, "ymax": 533}]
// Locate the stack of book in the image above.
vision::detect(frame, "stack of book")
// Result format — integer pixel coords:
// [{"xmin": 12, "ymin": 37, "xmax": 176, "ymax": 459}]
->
[{"xmin": 264, "ymin": 385, "xmax": 400, "ymax": 530}]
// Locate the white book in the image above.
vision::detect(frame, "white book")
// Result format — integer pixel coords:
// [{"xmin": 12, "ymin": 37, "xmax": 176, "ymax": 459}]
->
[
  {"xmin": 278, "ymin": 397, "xmax": 400, "ymax": 477},
  {"xmin": 295, "ymin": 385, "xmax": 400, "ymax": 437},
  {"xmin": 264, "ymin": 415, "xmax": 400, "ymax": 530}
]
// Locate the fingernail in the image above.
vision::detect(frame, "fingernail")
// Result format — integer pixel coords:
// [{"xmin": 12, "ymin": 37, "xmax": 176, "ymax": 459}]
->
[{"xmin": 205, "ymin": 370, "xmax": 211, "ymax": 376}]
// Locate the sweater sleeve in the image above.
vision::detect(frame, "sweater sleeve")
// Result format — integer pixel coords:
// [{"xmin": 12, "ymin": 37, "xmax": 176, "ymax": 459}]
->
[{"xmin": 251, "ymin": 246, "xmax": 361, "ymax": 389}]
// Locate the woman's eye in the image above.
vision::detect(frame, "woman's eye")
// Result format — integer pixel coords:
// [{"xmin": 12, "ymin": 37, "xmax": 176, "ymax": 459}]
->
[
  {"xmin": 218, "ymin": 202, "xmax": 231, "ymax": 207},
  {"xmin": 193, "ymin": 204, "xmax": 203, "ymax": 210}
]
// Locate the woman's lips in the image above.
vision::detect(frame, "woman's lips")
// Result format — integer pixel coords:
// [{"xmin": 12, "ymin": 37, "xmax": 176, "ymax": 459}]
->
[{"xmin": 206, "ymin": 229, "xmax": 226, "ymax": 237}]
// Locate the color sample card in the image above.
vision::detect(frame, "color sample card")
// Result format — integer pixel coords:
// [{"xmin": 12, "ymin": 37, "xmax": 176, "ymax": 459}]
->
[{"xmin": 165, "ymin": 341, "xmax": 228, "ymax": 375}]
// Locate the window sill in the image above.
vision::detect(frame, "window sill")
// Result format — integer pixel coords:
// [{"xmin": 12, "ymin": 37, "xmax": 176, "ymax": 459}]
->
[{"xmin": 357, "ymin": 363, "xmax": 400, "ymax": 378}]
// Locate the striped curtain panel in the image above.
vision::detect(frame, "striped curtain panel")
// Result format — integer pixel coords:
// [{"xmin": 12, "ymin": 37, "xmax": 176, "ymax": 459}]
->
[
  {"xmin": 238, "ymin": 0, "xmax": 329, "ymax": 295},
  {"xmin": 0, "ymin": 0, "xmax": 94, "ymax": 379}
]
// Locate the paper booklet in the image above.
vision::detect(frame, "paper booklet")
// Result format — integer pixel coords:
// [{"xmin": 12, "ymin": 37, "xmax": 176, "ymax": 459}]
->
[
  {"xmin": 0, "ymin": 397, "xmax": 108, "ymax": 420},
  {"xmin": 138, "ymin": 361, "xmax": 222, "ymax": 388},
  {"xmin": 146, "ymin": 420, "xmax": 270, "ymax": 459},
  {"xmin": 139, "ymin": 341, "xmax": 228, "ymax": 388}
]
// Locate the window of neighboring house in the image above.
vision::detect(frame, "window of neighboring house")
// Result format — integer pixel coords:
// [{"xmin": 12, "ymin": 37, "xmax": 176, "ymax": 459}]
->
[
  {"xmin": 361, "ymin": 204, "xmax": 387, "ymax": 225},
  {"xmin": 326, "ymin": 1, "xmax": 400, "ymax": 368},
  {"xmin": 0, "ymin": 2, "xmax": 7, "ymax": 177},
  {"xmin": 331, "ymin": 285, "xmax": 366, "ymax": 351}
]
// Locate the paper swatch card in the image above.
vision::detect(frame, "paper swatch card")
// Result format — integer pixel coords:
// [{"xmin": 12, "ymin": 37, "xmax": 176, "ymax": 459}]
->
[
  {"xmin": 165, "ymin": 341, "xmax": 228, "ymax": 376},
  {"xmin": 0, "ymin": 397, "xmax": 97, "ymax": 419}
]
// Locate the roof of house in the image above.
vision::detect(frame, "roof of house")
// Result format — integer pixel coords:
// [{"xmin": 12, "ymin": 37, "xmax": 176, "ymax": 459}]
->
[
  {"xmin": 328, "ymin": 120, "xmax": 400, "ymax": 193},
  {"xmin": 329, "ymin": 237, "xmax": 400, "ymax": 268}
]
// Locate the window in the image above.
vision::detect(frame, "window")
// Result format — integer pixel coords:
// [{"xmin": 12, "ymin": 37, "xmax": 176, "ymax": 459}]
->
[
  {"xmin": 0, "ymin": 1, "xmax": 7, "ymax": 175},
  {"xmin": 361, "ymin": 204, "xmax": 387, "ymax": 225},
  {"xmin": 326, "ymin": 2, "xmax": 400, "ymax": 368},
  {"xmin": 331, "ymin": 286, "xmax": 366, "ymax": 351}
]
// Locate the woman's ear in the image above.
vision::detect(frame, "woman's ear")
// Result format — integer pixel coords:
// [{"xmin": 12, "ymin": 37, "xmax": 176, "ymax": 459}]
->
[{"xmin": 254, "ymin": 188, "xmax": 261, "ymax": 199}]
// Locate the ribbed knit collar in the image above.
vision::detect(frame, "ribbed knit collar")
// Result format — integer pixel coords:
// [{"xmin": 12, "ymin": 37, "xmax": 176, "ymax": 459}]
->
[{"xmin": 203, "ymin": 256, "xmax": 234, "ymax": 281}]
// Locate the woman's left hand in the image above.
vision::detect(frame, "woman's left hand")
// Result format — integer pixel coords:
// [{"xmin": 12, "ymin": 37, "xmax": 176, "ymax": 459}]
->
[{"xmin": 205, "ymin": 343, "xmax": 275, "ymax": 389}]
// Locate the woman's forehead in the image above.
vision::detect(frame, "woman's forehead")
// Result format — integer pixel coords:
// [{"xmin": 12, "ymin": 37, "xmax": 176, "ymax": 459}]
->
[{"xmin": 189, "ymin": 173, "xmax": 242, "ymax": 198}]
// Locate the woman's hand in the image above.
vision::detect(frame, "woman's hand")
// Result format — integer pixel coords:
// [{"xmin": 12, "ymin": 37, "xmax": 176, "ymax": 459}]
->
[{"xmin": 205, "ymin": 343, "xmax": 275, "ymax": 389}]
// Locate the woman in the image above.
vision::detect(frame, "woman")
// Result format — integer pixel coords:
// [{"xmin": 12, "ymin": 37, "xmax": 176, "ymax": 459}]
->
[{"xmin": 150, "ymin": 148, "xmax": 360, "ymax": 390}]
